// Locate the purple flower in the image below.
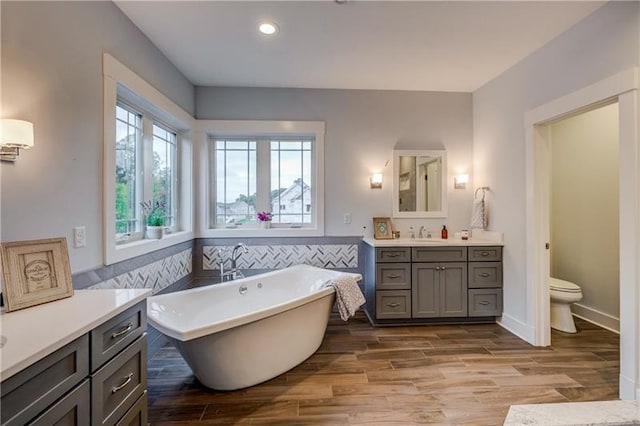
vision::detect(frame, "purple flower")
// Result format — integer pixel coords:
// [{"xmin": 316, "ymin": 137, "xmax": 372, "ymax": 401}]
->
[{"xmin": 257, "ymin": 211, "xmax": 272, "ymax": 222}]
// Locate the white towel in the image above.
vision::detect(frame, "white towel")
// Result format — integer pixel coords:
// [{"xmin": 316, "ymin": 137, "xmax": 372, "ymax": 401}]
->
[
  {"xmin": 471, "ymin": 198, "xmax": 488, "ymax": 229},
  {"xmin": 324, "ymin": 275, "xmax": 366, "ymax": 321}
]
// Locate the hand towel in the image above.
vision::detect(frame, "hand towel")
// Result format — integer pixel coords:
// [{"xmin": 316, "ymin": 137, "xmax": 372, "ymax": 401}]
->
[
  {"xmin": 471, "ymin": 198, "xmax": 488, "ymax": 229},
  {"xmin": 324, "ymin": 274, "xmax": 366, "ymax": 321}
]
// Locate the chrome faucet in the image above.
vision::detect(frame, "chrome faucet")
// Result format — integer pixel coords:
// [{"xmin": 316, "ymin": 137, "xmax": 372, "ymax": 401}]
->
[
  {"xmin": 222, "ymin": 243, "xmax": 248, "ymax": 281},
  {"xmin": 418, "ymin": 226, "xmax": 425, "ymax": 239}
]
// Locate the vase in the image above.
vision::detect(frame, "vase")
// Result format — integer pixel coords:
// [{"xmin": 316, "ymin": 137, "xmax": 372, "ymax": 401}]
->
[
  {"xmin": 146, "ymin": 225, "xmax": 164, "ymax": 239},
  {"xmin": 260, "ymin": 221, "xmax": 271, "ymax": 230}
]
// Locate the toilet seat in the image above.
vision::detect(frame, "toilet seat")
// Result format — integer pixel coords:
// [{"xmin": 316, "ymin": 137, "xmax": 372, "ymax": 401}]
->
[{"xmin": 549, "ymin": 277, "xmax": 581, "ymax": 293}]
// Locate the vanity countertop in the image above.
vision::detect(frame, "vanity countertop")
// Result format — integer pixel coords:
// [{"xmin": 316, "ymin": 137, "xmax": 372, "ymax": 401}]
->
[
  {"xmin": 0, "ymin": 288, "xmax": 151, "ymax": 382},
  {"xmin": 363, "ymin": 236, "xmax": 504, "ymax": 247}
]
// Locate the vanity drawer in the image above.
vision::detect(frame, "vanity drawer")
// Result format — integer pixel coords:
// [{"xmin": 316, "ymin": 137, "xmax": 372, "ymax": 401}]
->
[
  {"xmin": 376, "ymin": 247, "xmax": 411, "ymax": 263},
  {"xmin": 115, "ymin": 392, "xmax": 147, "ymax": 426},
  {"xmin": 91, "ymin": 301, "xmax": 146, "ymax": 371},
  {"xmin": 468, "ymin": 262, "xmax": 503, "ymax": 288},
  {"xmin": 1, "ymin": 334, "xmax": 89, "ymax": 426},
  {"xmin": 468, "ymin": 246, "xmax": 502, "ymax": 262},
  {"xmin": 468, "ymin": 289, "xmax": 503, "ymax": 317},
  {"xmin": 91, "ymin": 334, "xmax": 147, "ymax": 426},
  {"xmin": 376, "ymin": 263, "xmax": 411, "ymax": 290},
  {"xmin": 376, "ymin": 290, "xmax": 411, "ymax": 319},
  {"xmin": 412, "ymin": 247, "xmax": 467, "ymax": 263},
  {"xmin": 29, "ymin": 379, "xmax": 90, "ymax": 426}
]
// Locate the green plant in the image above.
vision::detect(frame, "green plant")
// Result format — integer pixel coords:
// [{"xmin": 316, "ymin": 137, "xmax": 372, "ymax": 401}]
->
[{"xmin": 140, "ymin": 200, "xmax": 166, "ymax": 227}]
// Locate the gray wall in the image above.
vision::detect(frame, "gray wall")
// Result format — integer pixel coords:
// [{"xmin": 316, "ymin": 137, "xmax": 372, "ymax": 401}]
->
[
  {"xmin": 1, "ymin": 1, "xmax": 195, "ymax": 273},
  {"xmin": 551, "ymin": 103, "xmax": 619, "ymax": 328},
  {"xmin": 196, "ymin": 87, "xmax": 474, "ymax": 238},
  {"xmin": 473, "ymin": 2, "xmax": 638, "ymax": 327}
]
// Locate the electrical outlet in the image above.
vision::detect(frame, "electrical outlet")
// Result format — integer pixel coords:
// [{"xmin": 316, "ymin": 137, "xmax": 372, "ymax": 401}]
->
[
  {"xmin": 344, "ymin": 213, "xmax": 351, "ymax": 224},
  {"xmin": 73, "ymin": 226, "xmax": 86, "ymax": 248}
]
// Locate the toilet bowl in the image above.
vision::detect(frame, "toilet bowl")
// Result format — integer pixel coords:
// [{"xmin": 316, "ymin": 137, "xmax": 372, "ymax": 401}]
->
[{"xmin": 549, "ymin": 277, "xmax": 583, "ymax": 333}]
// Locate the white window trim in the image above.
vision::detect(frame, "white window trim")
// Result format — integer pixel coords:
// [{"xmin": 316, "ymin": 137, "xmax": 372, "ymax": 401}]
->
[
  {"xmin": 103, "ymin": 53, "xmax": 195, "ymax": 265},
  {"xmin": 196, "ymin": 120, "xmax": 325, "ymax": 238}
]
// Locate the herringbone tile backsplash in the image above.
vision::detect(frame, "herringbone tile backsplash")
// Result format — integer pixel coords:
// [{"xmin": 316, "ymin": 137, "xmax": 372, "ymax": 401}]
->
[
  {"xmin": 89, "ymin": 249, "xmax": 192, "ymax": 294},
  {"xmin": 203, "ymin": 244, "xmax": 358, "ymax": 270}
]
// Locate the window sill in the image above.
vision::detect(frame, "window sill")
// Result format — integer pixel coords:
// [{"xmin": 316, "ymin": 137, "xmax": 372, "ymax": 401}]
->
[
  {"xmin": 200, "ymin": 227, "xmax": 324, "ymax": 238},
  {"xmin": 106, "ymin": 230, "xmax": 193, "ymax": 265}
]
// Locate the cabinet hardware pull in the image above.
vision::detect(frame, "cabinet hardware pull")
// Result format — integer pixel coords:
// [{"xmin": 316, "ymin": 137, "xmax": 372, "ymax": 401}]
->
[
  {"xmin": 479, "ymin": 273, "xmax": 491, "ymax": 278},
  {"xmin": 111, "ymin": 322, "xmax": 134, "ymax": 339},
  {"xmin": 386, "ymin": 303, "xmax": 400, "ymax": 308},
  {"xmin": 441, "ymin": 266, "xmax": 446, "ymax": 270},
  {"xmin": 386, "ymin": 274, "xmax": 400, "ymax": 279},
  {"xmin": 111, "ymin": 372, "xmax": 134, "ymax": 393},
  {"xmin": 435, "ymin": 266, "xmax": 440, "ymax": 270},
  {"xmin": 386, "ymin": 253, "xmax": 400, "ymax": 257},
  {"xmin": 479, "ymin": 301, "xmax": 490, "ymax": 305},
  {"xmin": 480, "ymin": 251, "xmax": 490, "ymax": 256}
]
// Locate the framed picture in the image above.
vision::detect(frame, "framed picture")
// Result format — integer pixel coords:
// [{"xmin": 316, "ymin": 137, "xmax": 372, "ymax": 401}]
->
[
  {"xmin": 373, "ymin": 217, "xmax": 393, "ymax": 240},
  {"xmin": 1, "ymin": 237, "xmax": 74, "ymax": 312}
]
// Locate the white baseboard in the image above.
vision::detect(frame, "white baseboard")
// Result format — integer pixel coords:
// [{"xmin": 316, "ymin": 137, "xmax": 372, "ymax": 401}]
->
[
  {"xmin": 619, "ymin": 373, "xmax": 638, "ymax": 400},
  {"xmin": 497, "ymin": 313, "xmax": 535, "ymax": 344},
  {"xmin": 572, "ymin": 303, "xmax": 620, "ymax": 334}
]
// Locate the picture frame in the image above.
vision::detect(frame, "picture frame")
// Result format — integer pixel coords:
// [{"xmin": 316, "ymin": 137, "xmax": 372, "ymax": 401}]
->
[
  {"xmin": 1, "ymin": 237, "xmax": 74, "ymax": 312},
  {"xmin": 373, "ymin": 217, "xmax": 393, "ymax": 240}
]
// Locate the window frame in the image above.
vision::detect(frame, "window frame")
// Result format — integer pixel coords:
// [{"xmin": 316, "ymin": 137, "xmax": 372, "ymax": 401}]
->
[
  {"xmin": 197, "ymin": 120, "xmax": 325, "ymax": 237},
  {"xmin": 104, "ymin": 54, "xmax": 194, "ymax": 265}
]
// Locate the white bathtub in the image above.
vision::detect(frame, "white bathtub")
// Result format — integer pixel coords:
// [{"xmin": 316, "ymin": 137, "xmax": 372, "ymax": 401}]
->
[{"xmin": 147, "ymin": 264, "xmax": 362, "ymax": 390}]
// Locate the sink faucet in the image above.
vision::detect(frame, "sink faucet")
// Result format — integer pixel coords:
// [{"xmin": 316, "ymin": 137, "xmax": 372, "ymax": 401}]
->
[
  {"xmin": 418, "ymin": 226, "xmax": 425, "ymax": 239},
  {"xmin": 221, "ymin": 243, "xmax": 249, "ymax": 281}
]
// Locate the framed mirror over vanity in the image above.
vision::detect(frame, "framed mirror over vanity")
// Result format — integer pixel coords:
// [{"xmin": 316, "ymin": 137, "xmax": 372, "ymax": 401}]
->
[{"xmin": 393, "ymin": 149, "xmax": 448, "ymax": 218}]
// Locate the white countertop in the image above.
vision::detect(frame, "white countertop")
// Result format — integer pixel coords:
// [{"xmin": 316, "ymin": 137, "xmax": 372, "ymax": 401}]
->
[
  {"xmin": 363, "ymin": 229, "xmax": 504, "ymax": 247},
  {"xmin": 0, "ymin": 289, "xmax": 151, "ymax": 382},
  {"xmin": 504, "ymin": 400, "xmax": 640, "ymax": 425}
]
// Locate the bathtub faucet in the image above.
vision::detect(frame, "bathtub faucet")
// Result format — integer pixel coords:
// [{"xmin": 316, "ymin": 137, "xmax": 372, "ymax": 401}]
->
[{"xmin": 222, "ymin": 243, "xmax": 249, "ymax": 281}]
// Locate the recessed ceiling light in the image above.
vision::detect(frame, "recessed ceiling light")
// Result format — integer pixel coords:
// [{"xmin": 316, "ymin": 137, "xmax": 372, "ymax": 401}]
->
[{"xmin": 258, "ymin": 22, "xmax": 278, "ymax": 35}]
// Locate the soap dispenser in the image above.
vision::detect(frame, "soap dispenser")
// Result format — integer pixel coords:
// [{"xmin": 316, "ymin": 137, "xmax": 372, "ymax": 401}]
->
[{"xmin": 441, "ymin": 225, "xmax": 448, "ymax": 239}]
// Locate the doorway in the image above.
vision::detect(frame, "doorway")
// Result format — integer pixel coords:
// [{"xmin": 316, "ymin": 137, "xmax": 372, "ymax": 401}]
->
[{"xmin": 524, "ymin": 68, "xmax": 640, "ymax": 400}]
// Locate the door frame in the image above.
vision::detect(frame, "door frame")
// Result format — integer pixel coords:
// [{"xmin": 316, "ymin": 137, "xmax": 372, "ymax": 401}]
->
[{"xmin": 524, "ymin": 67, "xmax": 640, "ymax": 400}]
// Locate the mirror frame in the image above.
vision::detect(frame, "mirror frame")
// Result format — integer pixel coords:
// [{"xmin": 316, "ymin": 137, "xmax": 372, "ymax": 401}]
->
[{"xmin": 392, "ymin": 149, "xmax": 448, "ymax": 218}]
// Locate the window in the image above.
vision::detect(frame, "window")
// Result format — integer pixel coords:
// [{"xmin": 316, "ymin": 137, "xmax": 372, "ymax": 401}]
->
[
  {"xmin": 104, "ymin": 53, "xmax": 194, "ymax": 265},
  {"xmin": 114, "ymin": 102, "xmax": 178, "ymax": 243},
  {"xmin": 213, "ymin": 137, "xmax": 313, "ymax": 227},
  {"xmin": 202, "ymin": 120, "xmax": 325, "ymax": 236}
]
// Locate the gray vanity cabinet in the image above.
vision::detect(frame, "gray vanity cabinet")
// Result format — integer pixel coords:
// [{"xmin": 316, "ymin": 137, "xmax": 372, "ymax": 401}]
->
[
  {"xmin": 364, "ymin": 242, "xmax": 502, "ymax": 326},
  {"xmin": 0, "ymin": 300, "xmax": 148, "ymax": 426}
]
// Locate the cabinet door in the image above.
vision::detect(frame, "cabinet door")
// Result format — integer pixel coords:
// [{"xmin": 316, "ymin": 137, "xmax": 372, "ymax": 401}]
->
[
  {"xmin": 439, "ymin": 262, "xmax": 468, "ymax": 317},
  {"xmin": 412, "ymin": 264, "xmax": 439, "ymax": 318}
]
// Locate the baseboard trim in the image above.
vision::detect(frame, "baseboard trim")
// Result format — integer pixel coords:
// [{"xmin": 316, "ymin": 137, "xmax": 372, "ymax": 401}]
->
[
  {"xmin": 497, "ymin": 313, "xmax": 534, "ymax": 344},
  {"xmin": 572, "ymin": 303, "xmax": 620, "ymax": 334}
]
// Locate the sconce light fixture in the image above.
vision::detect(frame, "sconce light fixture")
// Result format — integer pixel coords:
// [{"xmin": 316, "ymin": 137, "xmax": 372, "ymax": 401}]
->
[
  {"xmin": 1, "ymin": 119, "xmax": 34, "ymax": 162},
  {"xmin": 454, "ymin": 173, "xmax": 469, "ymax": 189},
  {"xmin": 370, "ymin": 173, "xmax": 383, "ymax": 189}
]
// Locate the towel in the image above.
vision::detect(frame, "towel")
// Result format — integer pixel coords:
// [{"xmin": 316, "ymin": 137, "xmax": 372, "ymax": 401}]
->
[
  {"xmin": 324, "ymin": 274, "xmax": 366, "ymax": 321},
  {"xmin": 471, "ymin": 198, "xmax": 488, "ymax": 229}
]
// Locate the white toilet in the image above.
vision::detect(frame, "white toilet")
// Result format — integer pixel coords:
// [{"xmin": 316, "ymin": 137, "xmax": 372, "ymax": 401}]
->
[{"xmin": 549, "ymin": 277, "xmax": 583, "ymax": 333}]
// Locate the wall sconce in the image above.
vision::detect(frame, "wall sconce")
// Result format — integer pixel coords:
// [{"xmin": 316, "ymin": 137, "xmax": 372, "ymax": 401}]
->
[
  {"xmin": 454, "ymin": 173, "xmax": 469, "ymax": 189},
  {"xmin": 1, "ymin": 119, "xmax": 34, "ymax": 162},
  {"xmin": 370, "ymin": 173, "xmax": 383, "ymax": 189}
]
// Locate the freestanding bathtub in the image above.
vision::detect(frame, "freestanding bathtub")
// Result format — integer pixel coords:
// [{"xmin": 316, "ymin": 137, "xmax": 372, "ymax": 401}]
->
[{"xmin": 147, "ymin": 264, "xmax": 362, "ymax": 390}]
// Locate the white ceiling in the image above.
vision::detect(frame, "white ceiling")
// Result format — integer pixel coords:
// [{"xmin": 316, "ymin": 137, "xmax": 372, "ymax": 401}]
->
[{"xmin": 115, "ymin": 1, "xmax": 604, "ymax": 92}]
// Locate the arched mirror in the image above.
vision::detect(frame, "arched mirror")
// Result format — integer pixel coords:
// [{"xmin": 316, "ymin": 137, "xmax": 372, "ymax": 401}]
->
[{"xmin": 392, "ymin": 149, "xmax": 448, "ymax": 218}]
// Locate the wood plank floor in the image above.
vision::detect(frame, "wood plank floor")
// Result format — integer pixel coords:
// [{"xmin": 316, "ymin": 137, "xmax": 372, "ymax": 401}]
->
[{"xmin": 147, "ymin": 314, "xmax": 619, "ymax": 425}]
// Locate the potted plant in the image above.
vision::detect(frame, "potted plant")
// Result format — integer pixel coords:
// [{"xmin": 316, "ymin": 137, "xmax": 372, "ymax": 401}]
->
[
  {"xmin": 257, "ymin": 211, "xmax": 272, "ymax": 229},
  {"xmin": 141, "ymin": 200, "xmax": 165, "ymax": 239}
]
